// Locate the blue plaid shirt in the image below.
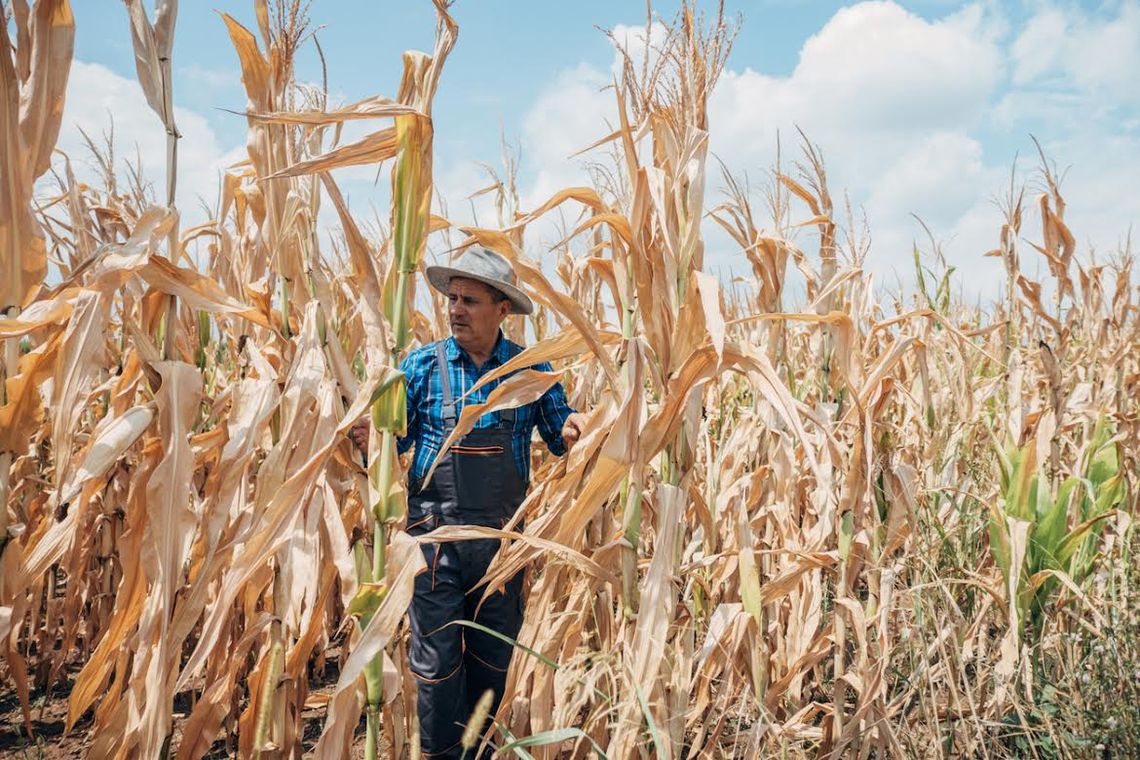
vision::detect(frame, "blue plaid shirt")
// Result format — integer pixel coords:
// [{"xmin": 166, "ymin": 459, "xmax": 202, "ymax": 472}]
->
[{"xmin": 397, "ymin": 332, "xmax": 576, "ymax": 487}]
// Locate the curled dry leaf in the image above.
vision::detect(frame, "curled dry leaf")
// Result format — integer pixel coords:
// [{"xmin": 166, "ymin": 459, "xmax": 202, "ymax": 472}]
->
[
  {"xmin": 59, "ymin": 402, "xmax": 155, "ymax": 505},
  {"xmin": 422, "ymin": 369, "xmax": 563, "ymax": 487}
]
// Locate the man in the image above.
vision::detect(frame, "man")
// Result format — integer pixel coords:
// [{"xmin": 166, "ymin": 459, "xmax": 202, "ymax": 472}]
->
[{"xmin": 352, "ymin": 247, "xmax": 585, "ymax": 758}]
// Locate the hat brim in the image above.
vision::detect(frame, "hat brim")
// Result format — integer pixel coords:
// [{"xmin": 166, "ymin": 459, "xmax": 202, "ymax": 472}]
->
[{"xmin": 425, "ymin": 265, "xmax": 534, "ymax": 315}]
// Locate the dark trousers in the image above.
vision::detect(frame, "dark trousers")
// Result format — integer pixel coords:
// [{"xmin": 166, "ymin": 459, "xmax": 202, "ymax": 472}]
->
[{"xmin": 408, "ymin": 526, "xmax": 525, "ymax": 759}]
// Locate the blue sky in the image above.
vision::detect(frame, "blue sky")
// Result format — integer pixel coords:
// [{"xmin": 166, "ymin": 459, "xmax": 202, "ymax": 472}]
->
[
  {"xmin": 60, "ymin": 1, "xmax": 1140, "ymax": 300},
  {"xmin": 71, "ymin": 2, "xmax": 876, "ymax": 147}
]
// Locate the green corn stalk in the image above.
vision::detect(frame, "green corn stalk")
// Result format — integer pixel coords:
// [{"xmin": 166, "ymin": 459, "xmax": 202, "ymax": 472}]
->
[
  {"xmin": 0, "ymin": 307, "xmax": 17, "ymax": 546},
  {"xmin": 833, "ymin": 510, "xmax": 854, "ymax": 739},
  {"xmin": 360, "ymin": 109, "xmax": 432, "ymax": 760},
  {"xmin": 253, "ymin": 622, "xmax": 285, "ymax": 758},
  {"xmin": 386, "ymin": 114, "xmax": 432, "ymax": 357},
  {"xmin": 619, "ymin": 294, "xmax": 642, "ymax": 618},
  {"xmin": 620, "ymin": 478, "xmax": 643, "ymax": 619},
  {"xmin": 347, "ymin": 576, "xmax": 390, "ymax": 758},
  {"xmin": 987, "ymin": 418, "xmax": 1127, "ymax": 636},
  {"xmin": 194, "ymin": 310, "xmax": 210, "ymax": 370}
]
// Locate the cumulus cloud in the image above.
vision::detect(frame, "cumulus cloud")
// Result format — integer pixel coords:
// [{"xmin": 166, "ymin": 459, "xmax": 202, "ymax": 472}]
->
[
  {"xmin": 1012, "ymin": 2, "xmax": 1140, "ymax": 106},
  {"xmin": 508, "ymin": 0, "xmax": 1139, "ymax": 301},
  {"xmin": 1011, "ymin": 8, "xmax": 1068, "ymax": 86},
  {"xmin": 705, "ymin": 1, "xmax": 1009, "ymax": 284},
  {"xmin": 998, "ymin": 2, "xmax": 1140, "ymax": 276},
  {"xmin": 607, "ymin": 20, "xmax": 671, "ymax": 81},
  {"xmin": 520, "ymin": 63, "xmax": 614, "ymax": 208},
  {"xmin": 867, "ymin": 133, "xmax": 990, "ymax": 230},
  {"xmin": 864, "ymin": 132, "xmax": 1007, "ymax": 289},
  {"xmin": 56, "ymin": 61, "xmax": 245, "ymax": 221},
  {"xmin": 789, "ymin": 2, "xmax": 1002, "ymax": 132}
]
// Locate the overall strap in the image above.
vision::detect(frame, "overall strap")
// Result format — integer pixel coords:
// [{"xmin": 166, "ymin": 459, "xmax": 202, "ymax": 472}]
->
[{"xmin": 435, "ymin": 341, "xmax": 457, "ymax": 428}]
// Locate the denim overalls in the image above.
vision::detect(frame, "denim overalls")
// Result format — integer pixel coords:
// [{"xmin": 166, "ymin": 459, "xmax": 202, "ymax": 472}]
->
[{"xmin": 406, "ymin": 342, "xmax": 527, "ymax": 758}]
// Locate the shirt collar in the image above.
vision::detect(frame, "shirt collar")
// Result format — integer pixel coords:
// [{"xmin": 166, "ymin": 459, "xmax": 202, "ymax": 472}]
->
[{"xmin": 444, "ymin": 330, "xmax": 510, "ymax": 367}]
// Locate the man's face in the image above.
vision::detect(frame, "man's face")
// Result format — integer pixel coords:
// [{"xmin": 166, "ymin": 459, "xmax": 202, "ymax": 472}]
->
[{"xmin": 447, "ymin": 277, "xmax": 510, "ymax": 347}]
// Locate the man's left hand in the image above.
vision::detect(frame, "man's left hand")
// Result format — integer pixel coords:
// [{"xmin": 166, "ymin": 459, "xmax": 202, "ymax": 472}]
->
[{"xmin": 562, "ymin": 412, "xmax": 587, "ymax": 451}]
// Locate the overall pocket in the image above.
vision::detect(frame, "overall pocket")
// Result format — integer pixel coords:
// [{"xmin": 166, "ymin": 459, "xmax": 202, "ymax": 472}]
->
[
  {"xmin": 451, "ymin": 444, "xmax": 505, "ymax": 456},
  {"xmin": 453, "ymin": 429, "xmax": 520, "ymax": 522}
]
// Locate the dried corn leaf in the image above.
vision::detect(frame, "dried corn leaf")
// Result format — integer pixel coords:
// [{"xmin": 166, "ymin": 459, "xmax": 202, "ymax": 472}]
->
[
  {"xmin": 0, "ymin": 294, "xmax": 72, "ymax": 338},
  {"xmin": 423, "ymin": 369, "xmax": 562, "ymax": 486},
  {"xmin": 263, "ymin": 127, "xmax": 399, "ymax": 180},
  {"xmin": 139, "ymin": 255, "xmax": 271, "ymax": 327},
  {"xmin": 461, "ymin": 328, "xmax": 620, "ymax": 400},
  {"xmin": 59, "ymin": 402, "xmax": 155, "ymax": 505},
  {"xmin": 244, "ymin": 95, "xmax": 421, "ymax": 125}
]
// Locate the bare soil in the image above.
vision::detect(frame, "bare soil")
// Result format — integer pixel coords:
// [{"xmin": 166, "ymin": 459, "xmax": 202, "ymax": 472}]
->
[{"xmin": 0, "ymin": 668, "xmax": 372, "ymax": 759}]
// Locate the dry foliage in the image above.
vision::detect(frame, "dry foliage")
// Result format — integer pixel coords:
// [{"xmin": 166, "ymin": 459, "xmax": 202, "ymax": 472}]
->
[{"xmin": 1, "ymin": 1, "xmax": 1137, "ymax": 758}]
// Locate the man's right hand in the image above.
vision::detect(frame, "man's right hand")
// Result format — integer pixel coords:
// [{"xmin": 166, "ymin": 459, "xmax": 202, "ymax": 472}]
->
[{"xmin": 349, "ymin": 417, "xmax": 370, "ymax": 454}]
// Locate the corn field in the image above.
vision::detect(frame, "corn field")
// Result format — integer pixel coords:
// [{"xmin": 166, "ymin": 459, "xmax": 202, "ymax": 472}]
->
[{"xmin": 2, "ymin": 1, "xmax": 1138, "ymax": 758}]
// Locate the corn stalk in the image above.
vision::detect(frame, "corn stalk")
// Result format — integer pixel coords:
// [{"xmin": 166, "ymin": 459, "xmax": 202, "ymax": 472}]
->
[
  {"xmin": 123, "ymin": 0, "xmax": 180, "ymax": 358},
  {"xmin": 2, "ymin": 3, "xmax": 1139, "ymax": 759},
  {"xmin": 0, "ymin": 0, "xmax": 74, "ymax": 552},
  {"xmin": 0, "ymin": 312, "xmax": 16, "ymax": 545},
  {"xmin": 361, "ymin": 7, "xmax": 456, "ymax": 758}
]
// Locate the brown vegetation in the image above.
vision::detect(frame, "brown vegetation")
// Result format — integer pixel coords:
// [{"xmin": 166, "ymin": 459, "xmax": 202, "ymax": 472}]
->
[{"xmin": 1, "ymin": 1, "xmax": 1137, "ymax": 758}]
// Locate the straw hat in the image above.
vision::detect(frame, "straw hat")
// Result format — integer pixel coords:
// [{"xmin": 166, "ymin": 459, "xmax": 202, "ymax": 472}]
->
[{"xmin": 425, "ymin": 247, "xmax": 534, "ymax": 315}]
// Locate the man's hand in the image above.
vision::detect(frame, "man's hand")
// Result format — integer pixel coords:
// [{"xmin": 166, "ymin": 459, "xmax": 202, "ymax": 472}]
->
[
  {"xmin": 561, "ymin": 412, "xmax": 586, "ymax": 451},
  {"xmin": 349, "ymin": 417, "xmax": 370, "ymax": 456}
]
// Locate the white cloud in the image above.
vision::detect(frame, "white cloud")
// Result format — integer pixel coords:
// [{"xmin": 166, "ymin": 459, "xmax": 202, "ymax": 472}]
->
[
  {"xmin": 608, "ymin": 21, "xmax": 671, "ymax": 81},
  {"xmin": 703, "ymin": 0, "xmax": 1007, "ymax": 248},
  {"xmin": 708, "ymin": 1, "xmax": 1002, "ymax": 170},
  {"xmin": 864, "ymin": 132, "xmax": 1006, "ymax": 289},
  {"xmin": 1011, "ymin": 2, "xmax": 1140, "ymax": 106},
  {"xmin": 520, "ymin": 62, "xmax": 614, "ymax": 209},
  {"xmin": 56, "ymin": 61, "xmax": 244, "ymax": 222},
  {"xmin": 792, "ymin": 2, "xmax": 1002, "ymax": 131},
  {"xmin": 510, "ymin": 0, "xmax": 1138, "ymax": 302},
  {"xmin": 868, "ymin": 133, "xmax": 988, "ymax": 229},
  {"xmin": 999, "ymin": 2, "xmax": 1140, "ymax": 272},
  {"xmin": 1011, "ymin": 8, "xmax": 1068, "ymax": 86}
]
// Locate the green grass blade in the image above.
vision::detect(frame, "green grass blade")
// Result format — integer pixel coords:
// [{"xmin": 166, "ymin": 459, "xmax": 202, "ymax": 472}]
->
[
  {"xmin": 441, "ymin": 620, "xmax": 612, "ymax": 702},
  {"xmin": 494, "ymin": 723, "xmax": 536, "ymax": 760},
  {"xmin": 627, "ymin": 661, "xmax": 667, "ymax": 759},
  {"xmin": 442, "ymin": 619, "xmax": 559, "ymax": 669},
  {"xmin": 499, "ymin": 727, "xmax": 607, "ymax": 758}
]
